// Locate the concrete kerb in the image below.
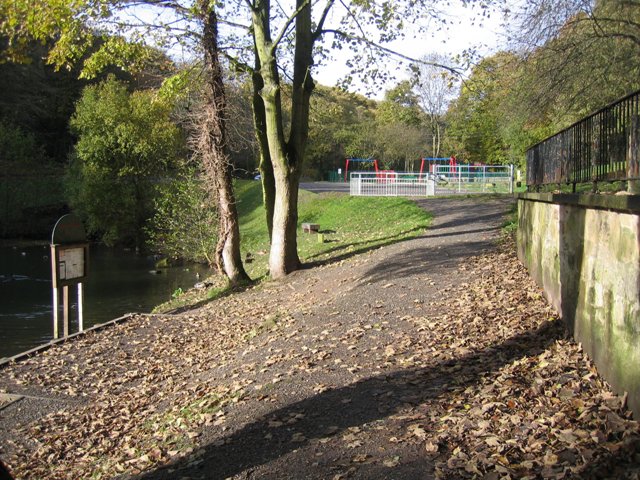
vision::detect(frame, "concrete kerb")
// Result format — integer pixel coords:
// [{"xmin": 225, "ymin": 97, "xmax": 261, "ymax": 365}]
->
[{"xmin": 0, "ymin": 312, "xmax": 168, "ymax": 368}]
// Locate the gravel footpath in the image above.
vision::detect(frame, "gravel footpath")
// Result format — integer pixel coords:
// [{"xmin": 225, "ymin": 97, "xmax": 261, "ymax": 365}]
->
[{"xmin": 1, "ymin": 197, "xmax": 638, "ymax": 480}]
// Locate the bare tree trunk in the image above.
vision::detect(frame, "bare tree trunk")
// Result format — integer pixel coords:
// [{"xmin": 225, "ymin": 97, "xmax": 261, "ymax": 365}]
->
[
  {"xmin": 251, "ymin": 0, "xmax": 314, "ymax": 278},
  {"xmin": 199, "ymin": 1, "xmax": 249, "ymax": 285},
  {"xmin": 432, "ymin": 120, "xmax": 436, "ymax": 158},
  {"xmin": 251, "ymin": 63, "xmax": 275, "ymax": 239}
]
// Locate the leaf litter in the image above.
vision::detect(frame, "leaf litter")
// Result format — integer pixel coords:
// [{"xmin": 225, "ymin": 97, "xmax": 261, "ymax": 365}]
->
[{"xmin": 0, "ymin": 220, "xmax": 638, "ymax": 479}]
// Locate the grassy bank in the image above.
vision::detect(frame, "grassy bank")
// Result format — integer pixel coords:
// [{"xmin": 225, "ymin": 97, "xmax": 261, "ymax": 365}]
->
[
  {"xmin": 236, "ymin": 180, "xmax": 433, "ymax": 278},
  {"xmin": 157, "ymin": 180, "xmax": 432, "ymax": 310}
]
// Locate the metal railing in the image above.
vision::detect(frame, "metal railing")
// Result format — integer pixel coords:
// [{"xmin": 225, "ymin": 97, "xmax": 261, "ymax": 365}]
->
[
  {"xmin": 526, "ymin": 90, "xmax": 640, "ymax": 191},
  {"xmin": 433, "ymin": 165, "xmax": 514, "ymax": 195},
  {"xmin": 349, "ymin": 172, "xmax": 434, "ymax": 197},
  {"xmin": 349, "ymin": 166, "xmax": 514, "ymax": 197}
]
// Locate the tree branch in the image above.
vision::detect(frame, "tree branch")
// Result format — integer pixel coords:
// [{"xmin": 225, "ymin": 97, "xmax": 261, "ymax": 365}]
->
[
  {"xmin": 221, "ymin": 51, "xmax": 254, "ymax": 74},
  {"xmin": 337, "ymin": 0, "xmax": 369, "ymax": 45},
  {"xmin": 120, "ymin": 0, "xmax": 191, "ymax": 16},
  {"xmin": 320, "ymin": 29, "xmax": 463, "ymax": 76},
  {"xmin": 271, "ymin": 0, "xmax": 311, "ymax": 52},
  {"xmin": 313, "ymin": 0, "xmax": 335, "ymax": 40},
  {"xmin": 219, "ymin": 18, "xmax": 252, "ymax": 31}
]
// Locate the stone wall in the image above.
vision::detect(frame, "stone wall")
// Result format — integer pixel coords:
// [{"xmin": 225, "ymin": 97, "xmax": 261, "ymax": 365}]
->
[{"xmin": 517, "ymin": 193, "xmax": 640, "ymax": 416}]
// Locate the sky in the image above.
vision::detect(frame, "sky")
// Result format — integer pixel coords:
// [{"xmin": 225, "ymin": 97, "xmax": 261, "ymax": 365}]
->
[
  {"xmin": 126, "ymin": 0, "xmax": 510, "ymax": 99},
  {"xmin": 313, "ymin": 1, "xmax": 508, "ymax": 98}
]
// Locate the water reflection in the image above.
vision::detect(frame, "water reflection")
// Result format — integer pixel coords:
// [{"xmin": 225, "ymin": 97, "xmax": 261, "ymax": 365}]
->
[{"xmin": 0, "ymin": 244, "xmax": 212, "ymax": 359}]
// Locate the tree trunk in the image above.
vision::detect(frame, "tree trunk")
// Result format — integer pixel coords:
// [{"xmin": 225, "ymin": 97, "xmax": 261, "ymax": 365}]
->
[
  {"xmin": 199, "ymin": 1, "xmax": 249, "ymax": 285},
  {"xmin": 251, "ymin": 64, "xmax": 275, "ymax": 239},
  {"xmin": 215, "ymin": 166, "xmax": 248, "ymax": 283},
  {"xmin": 269, "ymin": 167, "xmax": 301, "ymax": 275},
  {"xmin": 251, "ymin": 0, "xmax": 315, "ymax": 278},
  {"xmin": 271, "ymin": 0, "xmax": 315, "ymax": 277}
]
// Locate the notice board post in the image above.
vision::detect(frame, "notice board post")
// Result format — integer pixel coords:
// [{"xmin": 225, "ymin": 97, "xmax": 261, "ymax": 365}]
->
[{"xmin": 50, "ymin": 214, "xmax": 89, "ymax": 339}]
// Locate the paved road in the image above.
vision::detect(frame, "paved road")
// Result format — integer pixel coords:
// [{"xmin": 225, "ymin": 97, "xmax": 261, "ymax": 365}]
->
[{"xmin": 300, "ymin": 181, "xmax": 349, "ymax": 193}]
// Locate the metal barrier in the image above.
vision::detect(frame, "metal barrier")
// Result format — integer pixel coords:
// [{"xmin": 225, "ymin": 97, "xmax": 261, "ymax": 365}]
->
[
  {"xmin": 349, "ymin": 166, "xmax": 513, "ymax": 197},
  {"xmin": 526, "ymin": 89, "xmax": 640, "ymax": 191},
  {"xmin": 349, "ymin": 172, "xmax": 435, "ymax": 197},
  {"xmin": 433, "ymin": 165, "xmax": 514, "ymax": 195}
]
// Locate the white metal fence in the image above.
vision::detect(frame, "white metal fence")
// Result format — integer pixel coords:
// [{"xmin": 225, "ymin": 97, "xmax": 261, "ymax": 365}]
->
[
  {"xmin": 349, "ymin": 172, "xmax": 435, "ymax": 197},
  {"xmin": 349, "ymin": 165, "xmax": 514, "ymax": 197},
  {"xmin": 432, "ymin": 165, "xmax": 514, "ymax": 195}
]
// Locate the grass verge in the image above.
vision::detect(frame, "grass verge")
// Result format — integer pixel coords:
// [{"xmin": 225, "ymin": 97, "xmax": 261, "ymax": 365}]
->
[{"xmin": 235, "ymin": 180, "xmax": 433, "ymax": 278}]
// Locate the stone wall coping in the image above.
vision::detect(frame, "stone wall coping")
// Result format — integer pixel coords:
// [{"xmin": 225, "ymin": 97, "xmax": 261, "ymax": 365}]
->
[{"xmin": 518, "ymin": 192, "xmax": 640, "ymax": 214}]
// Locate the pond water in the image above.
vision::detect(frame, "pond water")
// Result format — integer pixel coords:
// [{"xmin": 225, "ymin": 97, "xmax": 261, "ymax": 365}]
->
[{"xmin": 0, "ymin": 244, "xmax": 212, "ymax": 359}]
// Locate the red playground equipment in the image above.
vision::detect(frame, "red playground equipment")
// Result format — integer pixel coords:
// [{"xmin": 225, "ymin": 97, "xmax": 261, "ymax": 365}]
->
[
  {"xmin": 344, "ymin": 158, "xmax": 378, "ymax": 181},
  {"xmin": 344, "ymin": 158, "xmax": 391, "ymax": 181},
  {"xmin": 419, "ymin": 156, "xmax": 458, "ymax": 176},
  {"xmin": 344, "ymin": 156, "xmax": 458, "ymax": 182}
]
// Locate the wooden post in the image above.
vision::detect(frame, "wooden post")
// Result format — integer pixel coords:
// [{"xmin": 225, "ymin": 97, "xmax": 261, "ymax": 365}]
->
[
  {"xmin": 63, "ymin": 285, "xmax": 69, "ymax": 337},
  {"xmin": 52, "ymin": 287, "xmax": 59, "ymax": 339},
  {"xmin": 628, "ymin": 115, "xmax": 640, "ymax": 194},
  {"xmin": 78, "ymin": 283, "xmax": 84, "ymax": 332}
]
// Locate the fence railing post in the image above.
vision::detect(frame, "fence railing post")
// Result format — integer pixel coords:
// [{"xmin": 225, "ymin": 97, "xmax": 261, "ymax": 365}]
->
[
  {"xmin": 509, "ymin": 164, "xmax": 514, "ymax": 194},
  {"xmin": 628, "ymin": 115, "xmax": 640, "ymax": 194}
]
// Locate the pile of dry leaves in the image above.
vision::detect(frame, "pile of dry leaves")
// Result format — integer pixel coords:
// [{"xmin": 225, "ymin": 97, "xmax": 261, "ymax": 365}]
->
[{"xmin": 0, "ymin": 233, "xmax": 638, "ymax": 479}]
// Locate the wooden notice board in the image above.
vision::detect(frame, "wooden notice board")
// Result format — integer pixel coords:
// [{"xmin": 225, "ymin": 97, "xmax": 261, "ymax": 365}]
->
[{"xmin": 50, "ymin": 243, "xmax": 89, "ymax": 288}]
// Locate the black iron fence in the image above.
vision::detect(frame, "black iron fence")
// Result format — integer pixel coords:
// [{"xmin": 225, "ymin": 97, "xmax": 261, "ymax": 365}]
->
[{"xmin": 526, "ymin": 90, "xmax": 640, "ymax": 191}]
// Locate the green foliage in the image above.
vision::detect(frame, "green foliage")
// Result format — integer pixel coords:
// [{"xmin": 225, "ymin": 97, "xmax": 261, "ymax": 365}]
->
[
  {"xmin": 79, "ymin": 37, "xmax": 153, "ymax": 80},
  {"xmin": 159, "ymin": 69, "xmax": 198, "ymax": 104},
  {"xmin": 0, "ymin": 0, "xmax": 158, "ymax": 79},
  {"xmin": 508, "ymin": 1, "xmax": 640, "ymax": 131},
  {"xmin": 66, "ymin": 77, "xmax": 183, "ymax": 247},
  {"xmin": 0, "ymin": 43, "xmax": 86, "ymax": 164},
  {"xmin": 146, "ymin": 171, "xmax": 218, "ymax": 266},
  {"xmin": 305, "ymin": 86, "xmax": 378, "ymax": 178},
  {"xmin": 70, "ymin": 77, "xmax": 182, "ymax": 176},
  {"xmin": 0, "ymin": 174, "xmax": 65, "ymax": 238},
  {"xmin": 64, "ymin": 153, "xmax": 140, "ymax": 246},
  {"xmin": 374, "ymin": 81, "xmax": 430, "ymax": 170},
  {"xmin": 374, "ymin": 121, "xmax": 429, "ymax": 171},
  {"xmin": 0, "ymin": 119, "xmax": 48, "ymax": 168},
  {"xmin": 446, "ymin": 53, "xmax": 515, "ymax": 165},
  {"xmin": 0, "ymin": 119, "xmax": 66, "ymax": 238},
  {"xmin": 443, "ymin": 1, "xmax": 640, "ymax": 177},
  {"xmin": 306, "ymin": 82, "xmax": 433, "ymax": 176},
  {"xmin": 377, "ymin": 80, "xmax": 423, "ymax": 127},
  {"xmin": 172, "ymin": 287, "xmax": 184, "ymax": 299}
]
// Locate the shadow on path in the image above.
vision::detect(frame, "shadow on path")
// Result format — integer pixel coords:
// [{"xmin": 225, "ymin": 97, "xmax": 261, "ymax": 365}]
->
[
  {"xmin": 139, "ymin": 320, "xmax": 565, "ymax": 480},
  {"xmin": 423, "ymin": 210, "xmax": 507, "ymax": 232},
  {"xmin": 357, "ymin": 240, "xmax": 496, "ymax": 285},
  {"xmin": 303, "ymin": 226, "xmax": 427, "ymax": 267},
  {"xmin": 420, "ymin": 225, "xmax": 500, "ymax": 240}
]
